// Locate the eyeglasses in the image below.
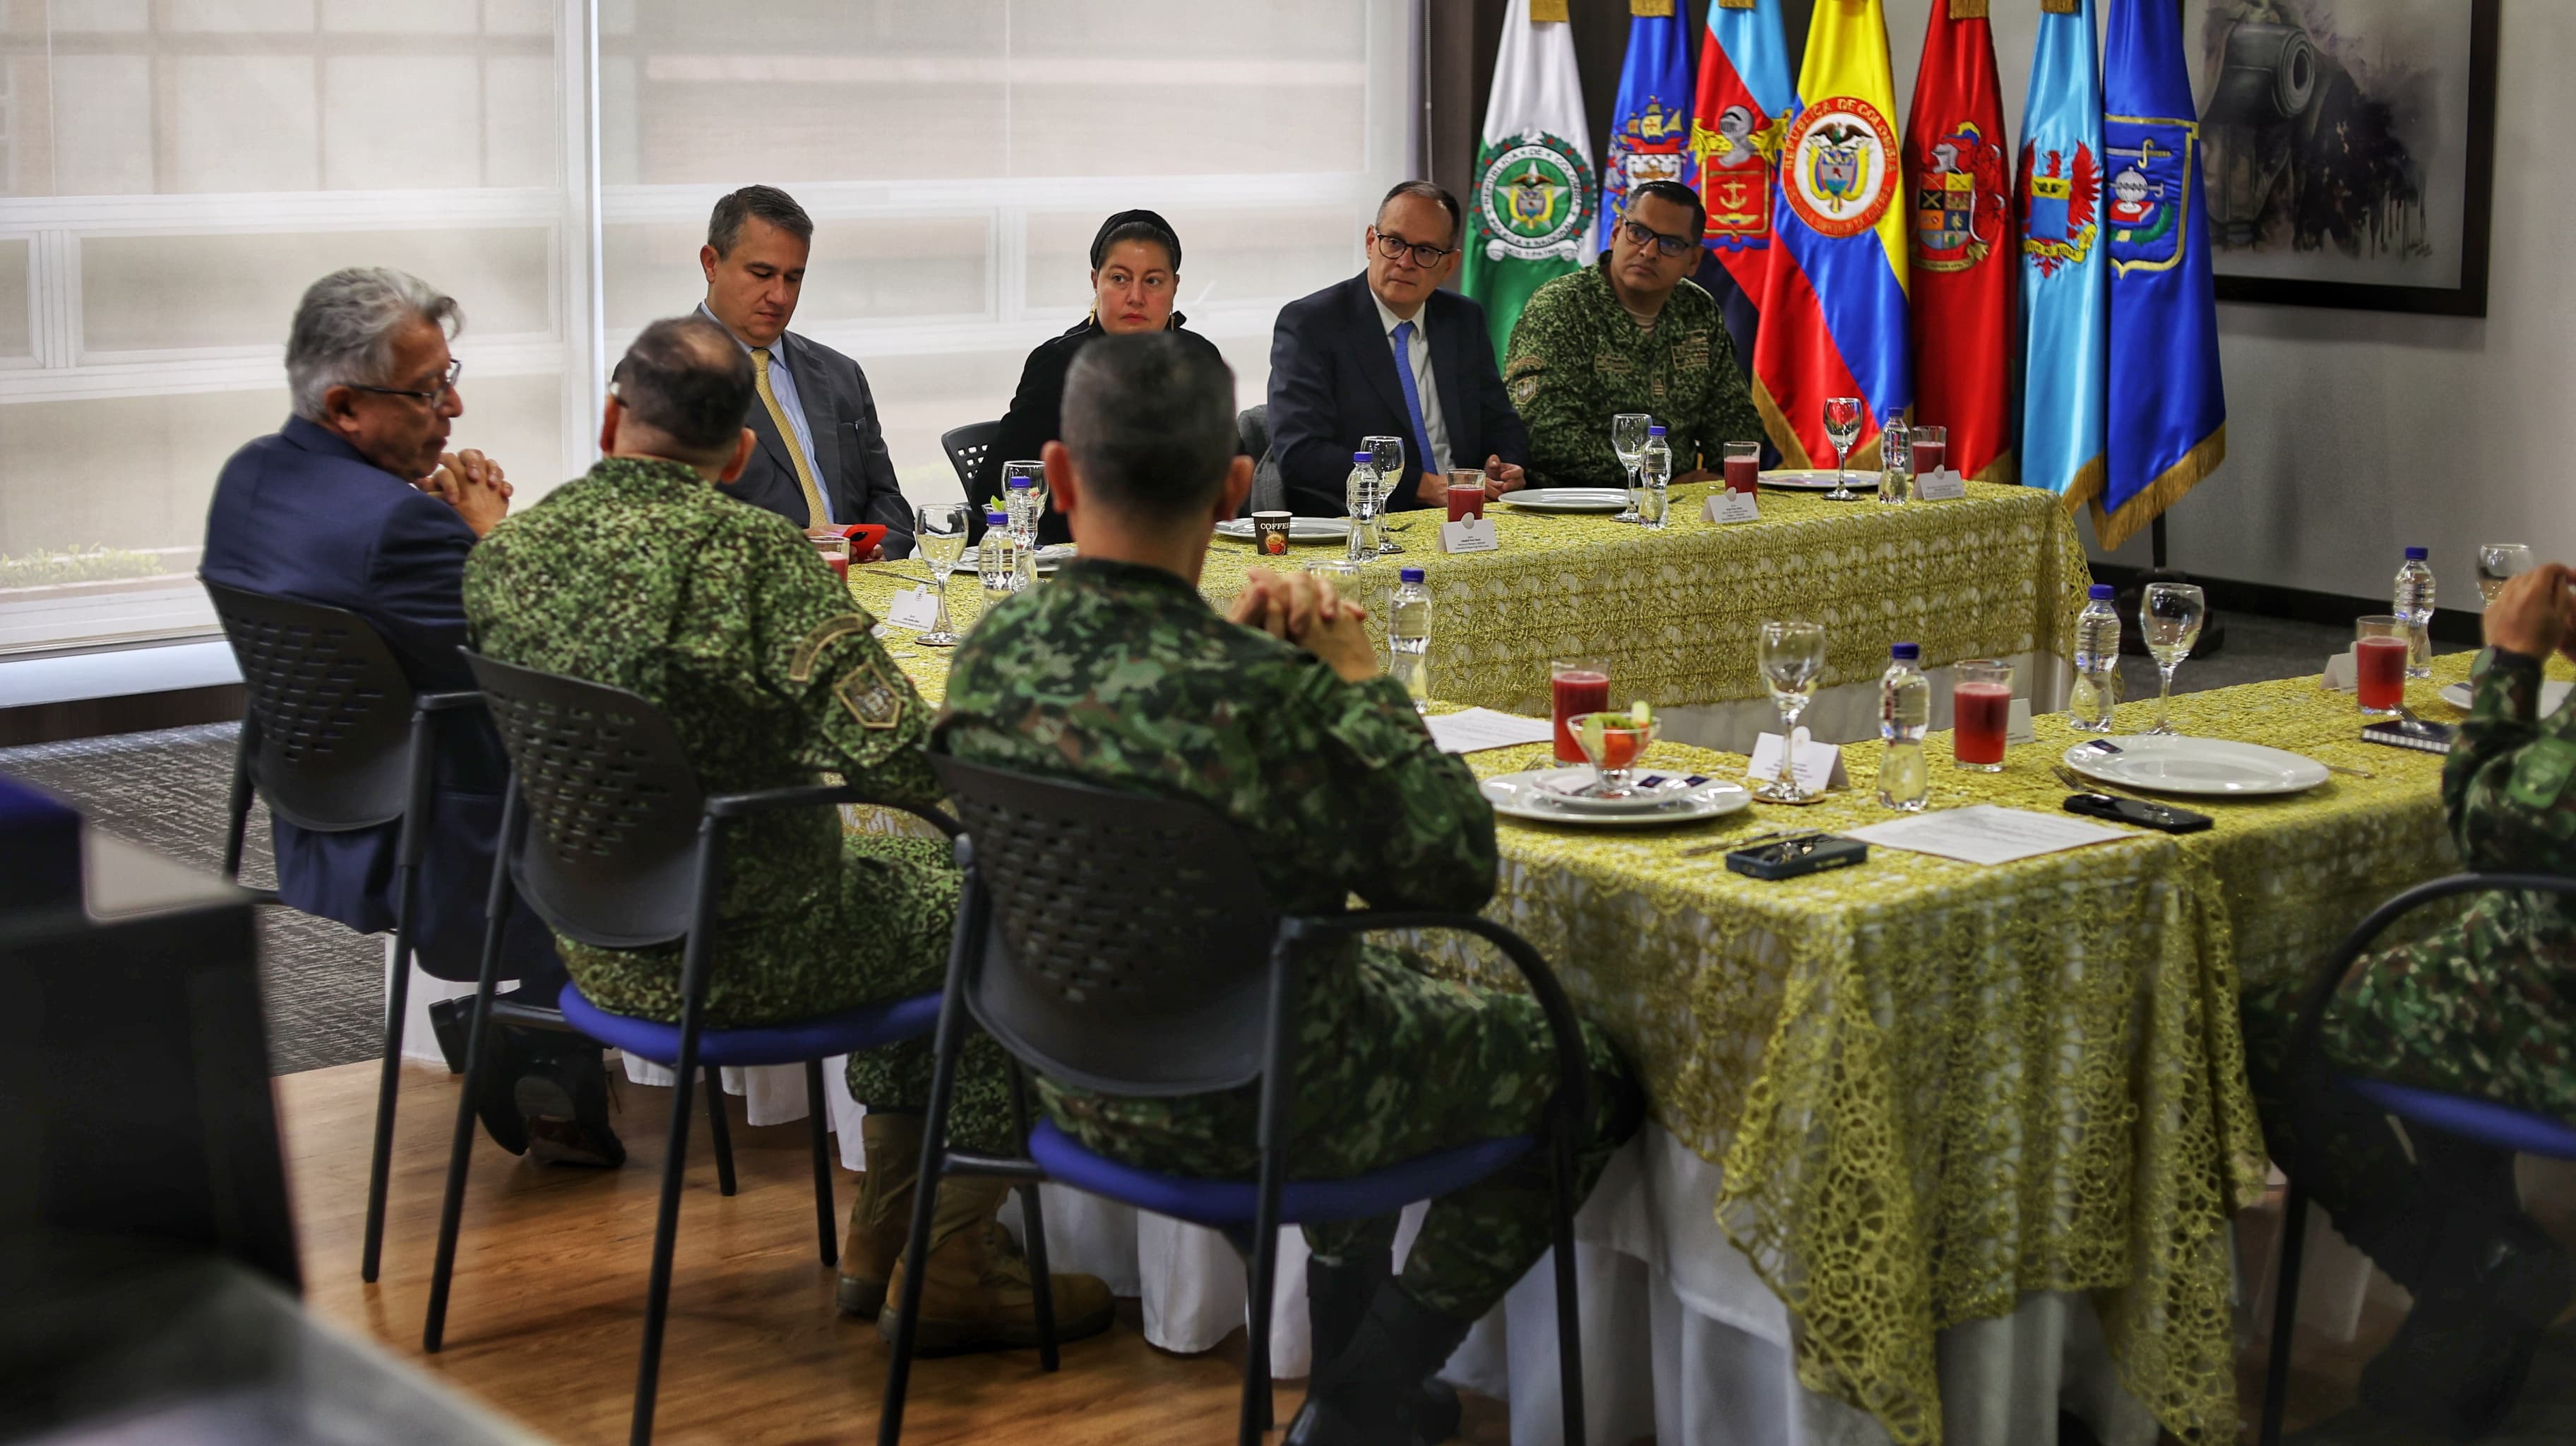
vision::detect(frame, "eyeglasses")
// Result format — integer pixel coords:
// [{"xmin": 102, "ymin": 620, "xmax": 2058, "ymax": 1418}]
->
[
  {"xmin": 347, "ymin": 358, "xmax": 464, "ymax": 407},
  {"xmin": 1371, "ymin": 231, "xmax": 1458, "ymax": 269},
  {"xmin": 1620, "ymin": 219, "xmax": 1696, "ymax": 258}
]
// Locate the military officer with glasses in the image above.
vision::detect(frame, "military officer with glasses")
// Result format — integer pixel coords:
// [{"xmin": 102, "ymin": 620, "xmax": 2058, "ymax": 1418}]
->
[
  {"xmin": 1266, "ymin": 180, "xmax": 1532, "ymax": 519},
  {"xmin": 1503, "ymin": 179, "xmax": 1764, "ymax": 489}
]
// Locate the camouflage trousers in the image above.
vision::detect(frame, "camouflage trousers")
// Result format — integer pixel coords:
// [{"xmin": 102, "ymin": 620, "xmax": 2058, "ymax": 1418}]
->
[
  {"xmin": 557, "ymin": 833, "xmax": 1015, "ymax": 1154},
  {"xmin": 2239, "ymin": 895, "xmax": 2576, "ymax": 1293},
  {"xmin": 1037, "ymin": 945, "xmax": 1643, "ymax": 1322}
]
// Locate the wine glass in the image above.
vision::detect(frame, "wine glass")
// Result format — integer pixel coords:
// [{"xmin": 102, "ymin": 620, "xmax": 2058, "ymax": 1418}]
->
[
  {"xmin": 1755, "ymin": 619, "xmax": 1828, "ymax": 802},
  {"xmin": 2477, "ymin": 543, "xmax": 2535, "ymax": 604},
  {"xmin": 913, "ymin": 502, "xmax": 970, "ymax": 647},
  {"xmin": 2138, "ymin": 582, "xmax": 2207, "ymax": 735},
  {"xmin": 1821, "ymin": 397, "xmax": 1864, "ymax": 501},
  {"xmin": 1000, "ymin": 460, "xmax": 1046, "ymax": 546},
  {"xmin": 1610, "ymin": 413, "xmax": 1652, "ymax": 523},
  {"xmin": 1362, "ymin": 435, "xmax": 1406, "ymax": 554}
]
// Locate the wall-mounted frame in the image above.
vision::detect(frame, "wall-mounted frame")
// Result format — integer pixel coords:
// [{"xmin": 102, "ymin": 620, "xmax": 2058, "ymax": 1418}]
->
[{"xmin": 2188, "ymin": 0, "xmax": 2498, "ymax": 316}]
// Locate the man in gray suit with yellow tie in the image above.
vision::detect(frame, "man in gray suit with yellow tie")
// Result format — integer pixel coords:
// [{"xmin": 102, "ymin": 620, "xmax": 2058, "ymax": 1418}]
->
[{"xmin": 695, "ymin": 185, "xmax": 917, "ymax": 558}]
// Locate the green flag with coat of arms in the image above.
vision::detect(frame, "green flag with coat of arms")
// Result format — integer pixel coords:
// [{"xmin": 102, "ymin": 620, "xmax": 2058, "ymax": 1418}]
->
[{"xmin": 1463, "ymin": 0, "xmax": 1599, "ymax": 363}]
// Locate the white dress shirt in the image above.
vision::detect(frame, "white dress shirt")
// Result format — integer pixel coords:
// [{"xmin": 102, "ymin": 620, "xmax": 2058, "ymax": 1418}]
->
[{"xmin": 1370, "ymin": 290, "xmax": 1454, "ymax": 477}]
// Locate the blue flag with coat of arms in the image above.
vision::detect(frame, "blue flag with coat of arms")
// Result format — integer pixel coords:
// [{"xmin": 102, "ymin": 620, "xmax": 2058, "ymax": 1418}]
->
[
  {"xmin": 1599, "ymin": 1, "xmax": 1696, "ymax": 251},
  {"xmin": 2098, "ymin": 0, "xmax": 2225, "ymax": 551}
]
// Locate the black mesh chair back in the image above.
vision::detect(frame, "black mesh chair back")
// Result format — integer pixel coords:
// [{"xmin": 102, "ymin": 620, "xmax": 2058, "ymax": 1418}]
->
[
  {"xmin": 928, "ymin": 755, "xmax": 1279, "ymax": 1097},
  {"xmin": 940, "ymin": 420, "xmax": 1001, "ymax": 493},
  {"xmin": 463, "ymin": 653, "xmax": 705, "ymax": 951},
  {"xmin": 203, "ymin": 580, "xmax": 421, "ymax": 833}
]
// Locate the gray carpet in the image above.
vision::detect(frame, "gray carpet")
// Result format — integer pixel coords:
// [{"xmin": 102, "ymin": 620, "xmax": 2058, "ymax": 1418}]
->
[{"xmin": 0, "ymin": 722, "xmax": 384, "ymax": 1075}]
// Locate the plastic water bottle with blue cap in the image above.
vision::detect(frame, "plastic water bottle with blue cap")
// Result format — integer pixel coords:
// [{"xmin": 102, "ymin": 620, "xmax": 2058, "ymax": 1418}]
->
[
  {"xmin": 1388, "ymin": 566, "xmax": 1431, "ymax": 712},
  {"xmin": 1637, "ymin": 426, "xmax": 1673, "ymax": 529},
  {"xmin": 1878, "ymin": 643, "xmax": 1929, "ymax": 811},
  {"xmin": 2394, "ymin": 545, "xmax": 2435, "ymax": 678},
  {"xmin": 2069, "ymin": 583, "xmax": 2123, "ymax": 732}
]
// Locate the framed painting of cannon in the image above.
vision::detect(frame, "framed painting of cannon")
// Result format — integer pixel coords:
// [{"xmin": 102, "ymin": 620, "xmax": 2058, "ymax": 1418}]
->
[{"xmin": 2184, "ymin": 0, "xmax": 2498, "ymax": 316}]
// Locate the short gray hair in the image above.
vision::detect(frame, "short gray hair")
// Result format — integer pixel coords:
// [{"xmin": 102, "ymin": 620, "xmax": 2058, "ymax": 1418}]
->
[{"xmin": 285, "ymin": 268, "xmax": 462, "ymax": 421}]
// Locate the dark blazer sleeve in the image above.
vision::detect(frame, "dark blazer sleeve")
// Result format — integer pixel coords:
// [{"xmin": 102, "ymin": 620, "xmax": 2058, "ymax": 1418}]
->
[
  {"xmin": 1265, "ymin": 294, "xmax": 1358, "ymax": 518},
  {"xmin": 834, "ymin": 361, "xmax": 917, "ymax": 558},
  {"xmin": 970, "ymin": 339, "xmax": 1071, "ymax": 545},
  {"xmin": 1453, "ymin": 294, "xmax": 1530, "ymax": 469},
  {"xmin": 362, "ymin": 491, "xmax": 481, "ymax": 692}
]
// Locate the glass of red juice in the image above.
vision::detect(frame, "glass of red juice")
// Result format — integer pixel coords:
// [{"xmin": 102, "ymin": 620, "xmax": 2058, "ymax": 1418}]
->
[
  {"xmin": 1909, "ymin": 424, "xmax": 1946, "ymax": 481},
  {"xmin": 809, "ymin": 532, "xmax": 851, "ymax": 582},
  {"xmin": 1446, "ymin": 473, "xmax": 1486, "ymax": 522},
  {"xmin": 1551, "ymin": 659, "xmax": 1611, "ymax": 763},
  {"xmin": 1722, "ymin": 441, "xmax": 1761, "ymax": 494},
  {"xmin": 2356, "ymin": 615, "xmax": 2409, "ymax": 716},
  {"xmin": 1951, "ymin": 659, "xmax": 2014, "ymax": 771}
]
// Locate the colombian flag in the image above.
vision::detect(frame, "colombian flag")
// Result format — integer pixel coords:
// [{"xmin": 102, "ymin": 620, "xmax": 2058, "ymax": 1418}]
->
[{"xmin": 1752, "ymin": 0, "xmax": 1912, "ymax": 466}]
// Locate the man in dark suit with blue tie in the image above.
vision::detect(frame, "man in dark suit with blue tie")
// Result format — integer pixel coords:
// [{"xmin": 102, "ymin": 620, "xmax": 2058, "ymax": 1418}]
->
[
  {"xmin": 1266, "ymin": 181, "xmax": 1532, "ymax": 518},
  {"xmin": 695, "ymin": 186, "xmax": 918, "ymax": 558},
  {"xmin": 201, "ymin": 268, "xmax": 620, "ymax": 1166}
]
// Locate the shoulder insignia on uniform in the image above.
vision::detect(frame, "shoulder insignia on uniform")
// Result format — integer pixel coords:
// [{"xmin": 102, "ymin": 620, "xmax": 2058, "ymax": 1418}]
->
[
  {"xmin": 1510, "ymin": 375, "xmax": 1540, "ymax": 407},
  {"xmin": 835, "ymin": 656, "xmax": 906, "ymax": 731},
  {"xmin": 791, "ymin": 614, "xmax": 878, "ymax": 683}
]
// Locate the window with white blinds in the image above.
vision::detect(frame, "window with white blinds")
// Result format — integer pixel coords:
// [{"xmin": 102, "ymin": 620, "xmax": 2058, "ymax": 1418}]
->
[{"xmin": 0, "ymin": 0, "xmax": 1410, "ymax": 654}]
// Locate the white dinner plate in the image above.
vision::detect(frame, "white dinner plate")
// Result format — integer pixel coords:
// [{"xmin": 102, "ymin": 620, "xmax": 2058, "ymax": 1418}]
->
[
  {"xmin": 1759, "ymin": 469, "xmax": 1866, "ymax": 491},
  {"xmin": 2061, "ymin": 735, "xmax": 2330, "ymax": 797},
  {"xmin": 1517, "ymin": 766, "xmax": 1726, "ymax": 814},
  {"xmin": 955, "ymin": 542, "xmax": 1073, "ymax": 571},
  {"xmin": 1499, "ymin": 488, "xmax": 1633, "ymax": 513},
  {"xmin": 1214, "ymin": 516, "xmax": 1352, "ymax": 543},
  {"xmin": 1481, "ymin": 771, "xmax": 1752, "ymax": 827},
  {"xmin": 2440, "ymin": 679, "xmax": 2572, "ymax": 713}
]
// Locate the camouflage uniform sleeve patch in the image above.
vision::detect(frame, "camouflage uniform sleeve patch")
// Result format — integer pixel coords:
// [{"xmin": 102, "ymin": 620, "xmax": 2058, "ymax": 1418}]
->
[
  {"xmin": 2505, "ymin": 737, "xmax": 2576, "ymax": 814},
  {"xmin": 789, "ymin": 614, "xmax": 878, "ymax": 683},
  {"xmin": 1509, "ymin": 374, "xmax": 1540, "ymax": 407},
  {"xmin": 835, "ymin": 655, "xmax": 907, "ymax": 731}
]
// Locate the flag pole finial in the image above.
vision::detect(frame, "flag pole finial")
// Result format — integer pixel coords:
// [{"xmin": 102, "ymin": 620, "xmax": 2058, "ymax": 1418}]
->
[
  {"xmin": 2041, "ymin": 0, "xmax": 2080, "ymax": 12},
  {"xmin": 1948, "ymin": 0, "xmax": 1988, "ymax": 16},
  {"xmin": 1530, "ymin": 0, "xmax": 1569, "ymax": 22},
  {"xmin": 1630, "ymin": 0, "xmax": 1676, "ymax": 14}
]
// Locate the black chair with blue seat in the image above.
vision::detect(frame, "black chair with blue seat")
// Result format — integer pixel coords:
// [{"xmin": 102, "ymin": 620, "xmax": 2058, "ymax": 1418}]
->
[
  {"xmin": 422, "ymin": 651, "xmax": 1025, "ymax": 1446},
  {"xmin": 203, "ymin": 578, "xmax": 484, "ymax": 1286},
  {"xmin": 878, "ymin": 755, "xmax": 1595, "ymax": 1446},
  {"xmin": 2258, "ymin": 871, "xmax": 2576, "ymax": 1446}
]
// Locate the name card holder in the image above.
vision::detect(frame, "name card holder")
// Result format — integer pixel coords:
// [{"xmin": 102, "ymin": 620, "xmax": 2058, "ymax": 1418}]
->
[
  {"xmin": 1915, "ymin": 469, "xmax": 1967, "ymax": 501},
  {"xmin": 1439, "ymin": 518, "xmax": 1501, "ymax": 554},
  {"xmin": 1703, "ymin": 491, "xmax": 1761, "ymax": 524},
  {"xmin": 886, "ymin": 587, "xmax": 943, "ymax": 631},
  {"xmin": 1747, "ymin": 728, "xmax": 1849, "ymax": 793}
]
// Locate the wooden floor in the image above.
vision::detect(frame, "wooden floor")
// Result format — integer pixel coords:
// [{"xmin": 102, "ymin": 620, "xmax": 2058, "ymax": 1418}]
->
[{"xmin": 280, "ymin": 1060, "xmax": 1512, "ymax": 1446}]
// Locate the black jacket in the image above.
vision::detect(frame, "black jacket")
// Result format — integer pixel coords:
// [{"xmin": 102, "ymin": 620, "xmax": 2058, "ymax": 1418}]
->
[
  {"xmin": 1265, "ymin": 274, "xmax": 1530, "ymax": 516},
  {"xmin": 718, "ymin": 327, "xmax": 918, "ymax": 557},
  {"xmin": 970, "ymin": 313, "xmax": 1233, "ymax": 546}
]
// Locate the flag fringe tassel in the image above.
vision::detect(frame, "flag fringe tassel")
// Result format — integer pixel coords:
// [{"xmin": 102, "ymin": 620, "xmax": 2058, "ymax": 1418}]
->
[
  {"xmin": 2052, "ymin": 453, "xmax": 2108, "ymax": 518},
  {"xmin": 1973, "ymin": 449, "xmax": 2017, "ymax": 488},
  {"xmin": 2091, "ymin": 424, "xmax": 2226, "ymax": 552},
  {"xmin": 1751, "ymin": 377, "xmax": 1813, "ymax": 470}
]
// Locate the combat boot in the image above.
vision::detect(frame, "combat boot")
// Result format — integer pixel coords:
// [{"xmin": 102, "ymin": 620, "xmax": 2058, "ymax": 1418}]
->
[
  {"xmin": 835, "ymin": 1112, "xmax": 924, "ymax": 1317},
  {"xmin": 876, "ymin": 1177, "xmax": 1116, "ymax": 1353},
  {"xmin": 1308, "ymin": 1251, "xmax": 1462, "ymax": 1442},
  {"xmin": 1284, "ymin": 1281, "xmax": 1477, "ymax": 1446}
]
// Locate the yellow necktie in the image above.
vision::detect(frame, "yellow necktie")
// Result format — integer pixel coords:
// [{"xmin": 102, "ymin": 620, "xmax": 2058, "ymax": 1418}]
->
[{"xmin": 751, "ymin": 347, "xmax": 830, "ymax": 530}]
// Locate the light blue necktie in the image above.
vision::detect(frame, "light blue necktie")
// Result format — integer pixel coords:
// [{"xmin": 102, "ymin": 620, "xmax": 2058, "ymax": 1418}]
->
[{"xmin": 1389, "ymin": 321, "xmax": 1437, "ymax": 484}]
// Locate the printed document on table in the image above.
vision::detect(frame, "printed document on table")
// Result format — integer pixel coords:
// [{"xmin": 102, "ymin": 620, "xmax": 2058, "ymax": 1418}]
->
[
  {"xmin": 1424, "ymin": 708, "xmax": 1556, "ymax": 754},
  {"xmin": 1842, "ymin": 804, "xmax": 2133, "ymax": 866}
]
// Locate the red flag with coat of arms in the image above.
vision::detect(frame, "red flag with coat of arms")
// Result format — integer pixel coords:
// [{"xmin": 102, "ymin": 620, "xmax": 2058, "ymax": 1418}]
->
[{"xmin": 1902, "ymin": 0, "xmax": 2015, "ymax": 482}]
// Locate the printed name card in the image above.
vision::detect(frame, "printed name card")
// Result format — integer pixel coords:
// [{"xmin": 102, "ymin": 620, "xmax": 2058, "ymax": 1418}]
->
[
  {"xmin": 2320, "ymin": 648, "xmax": 2356, "ymax": 692},
  {"xmin": 1439, "ymin": 517, "xmax": 1501, "ymax": 554},
  {"xmin": 1703, "ymin": 490, "xmax": 1761, "ymax": 524},
  {"xmin": 886, "ymin": 587, "xmax": 943, "ymax": 631},
  {"xmin": 1914, "ymin": 468, "xmax": 1967, "ymax": 501},
  {"xmin": 1746, "ymin": 727, "xmax": 1849, "ymax": 793}
]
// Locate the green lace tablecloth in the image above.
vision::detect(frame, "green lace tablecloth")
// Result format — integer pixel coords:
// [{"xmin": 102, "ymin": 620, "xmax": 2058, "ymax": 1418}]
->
[
  {"xmin": 853, "ymin": 479, "xmax": 2089, "ymax": 716},
  {"xmin": 853, "ymin": 543, "xmax": 2541, "ymax": 1445}
]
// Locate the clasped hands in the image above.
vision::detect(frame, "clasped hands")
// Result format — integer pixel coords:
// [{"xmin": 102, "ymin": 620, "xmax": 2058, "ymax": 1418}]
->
[
  {"xmin": 415, "ymin": 448, "xmax": 513, "ymax": 537},
  {"xmin": 1229, "ymin": 567, "xmax": 1381, "ymax": 684},
  {"xmin": 2483, "ymin": 562, "xmax": 2576, "ymax": 664}
]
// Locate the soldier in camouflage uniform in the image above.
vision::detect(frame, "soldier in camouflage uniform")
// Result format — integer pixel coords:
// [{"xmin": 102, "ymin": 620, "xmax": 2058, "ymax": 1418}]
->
[
  {"xmin": 1502, "ymin": 181, "xmax": 1764, "ymax": 488},
  {"xmin": 2239, "ymin": 561, "xmax": 2576, "ymax": 1439},
  {"xmin": 463, "ymin": 316, "xmax": 1111, "ymax": 1356},
  {"xmin": 936, "ymin": 332, "xmax": 1641, "ymax": 1446}
]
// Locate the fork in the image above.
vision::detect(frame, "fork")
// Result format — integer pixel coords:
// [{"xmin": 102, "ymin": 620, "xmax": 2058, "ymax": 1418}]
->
[{"xmin": 2053, "ymin": 763, "xmax": 2147, "ymax": 801}]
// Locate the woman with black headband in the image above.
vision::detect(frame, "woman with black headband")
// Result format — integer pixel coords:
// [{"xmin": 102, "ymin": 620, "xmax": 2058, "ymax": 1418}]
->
[{"xmin": 970, "ymin": 210, "xmax": 1239, "ymax": 545}]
